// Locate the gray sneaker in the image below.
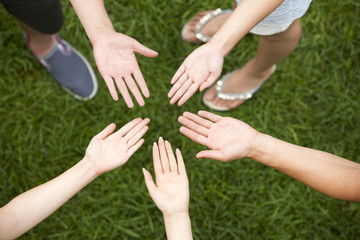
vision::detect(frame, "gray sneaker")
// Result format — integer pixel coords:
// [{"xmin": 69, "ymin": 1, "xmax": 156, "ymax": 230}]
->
[{"xmin": 25, "ymin": 34, "xmax": 98, "ymax": 100}]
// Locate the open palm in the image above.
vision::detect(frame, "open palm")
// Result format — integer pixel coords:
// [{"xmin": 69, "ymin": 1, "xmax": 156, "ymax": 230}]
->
[
  {"xmin": 168, "ymin": 43, "xmax": 224, "ymax": 106},
  {"xmin": 93, "ymin": 32, "xmax": 158, "ymax": 108},
  {"xmin": 143, "ymin": 137, "xmax": 189, "ymax": 215},
  {"xmin": 178, "ymin": 111, "xmax": 259, "ymax": 161}
]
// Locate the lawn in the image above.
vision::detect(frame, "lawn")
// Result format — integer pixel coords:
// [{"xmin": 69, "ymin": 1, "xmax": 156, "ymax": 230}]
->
[{"xmin": 0, "ymin": 0, "xmax": 359, "ymax": 239}]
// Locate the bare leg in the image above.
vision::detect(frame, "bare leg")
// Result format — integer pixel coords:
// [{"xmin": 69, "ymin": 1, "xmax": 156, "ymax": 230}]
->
[
  {"xmin": 204, "ymin": 19, "xmax": 302, "ymax": 109},
  {"xmin": 18, "ymin": 21, "xmax": 54, "ymax": 55}
]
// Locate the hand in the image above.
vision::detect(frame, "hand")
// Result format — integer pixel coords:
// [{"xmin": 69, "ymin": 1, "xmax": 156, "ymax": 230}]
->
[
  {"xmin": 168, "ymin": 43, "xmax": 224, "ymax": 106},
  {"xmin": 178, "ymin": 111, "xmax": 259, "ymax": 161},
  {"xmin": 85, "ymin": 118, "xmax": 150, "ymax": 175},
  {"xmin": 143, "ymin": 137, "xmax": 189, "ymax": 216},
  {"xmin": 92, "ymin": 31, "xmax": 158, "ymax": 108}
]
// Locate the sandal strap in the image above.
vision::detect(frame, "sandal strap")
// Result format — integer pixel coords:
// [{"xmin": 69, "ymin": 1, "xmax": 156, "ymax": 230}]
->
[
  {"xmin": 195, "ymin": 8, "xmax": 232, "ymax": 43},
  {"xmin": 216, "ymin": 73, "xmax": 263, "ymax": 100}
]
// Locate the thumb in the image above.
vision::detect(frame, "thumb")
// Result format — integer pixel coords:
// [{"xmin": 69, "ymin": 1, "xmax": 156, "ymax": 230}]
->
[
  {"xmin": 142, "ymin": 168, "xmax": 157, "ymax": 193},
  {"xmin": 196, "ymin": 150, "xmax": 224, "ymax": 161},
  {"xmin": 134, "ymin": 42, "xmax": 158, "ymax": 58},
  {"xmin": 199, "ymin": 81, "xmax": 212, "ymax": 92},
  {"xmin": 94, "ymin": 123, "xmax": 116, "ymax": 140},
  {"xmin": 199, "ymin": 73, "xmax": 218, "ymax": 92}
]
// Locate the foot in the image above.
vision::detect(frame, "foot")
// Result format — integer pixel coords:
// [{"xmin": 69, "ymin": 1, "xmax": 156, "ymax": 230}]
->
[
  {"xmin": 25, "ymin": 34, "xmax": 98, "ymax": 100},
  {"xmin": 203, "ymin": 60, "xmax": 276, "ymax": 111},
  {"xmin": 181, "ymin": 9, "xmax": 232, "ymax": 44}
]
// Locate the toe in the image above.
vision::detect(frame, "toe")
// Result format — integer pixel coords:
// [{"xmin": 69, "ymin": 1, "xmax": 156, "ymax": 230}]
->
[{"xmin": 181, "ymin": 11, "xmax": 212, "ymax": 43}]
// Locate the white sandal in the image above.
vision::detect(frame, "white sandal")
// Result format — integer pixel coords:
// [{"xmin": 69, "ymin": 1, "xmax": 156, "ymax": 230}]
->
[
  {"xmin": 202, "ymin": 72, "xmax": 265, "ymax": 111},
  {"xmin": 181, "ymin": 8, "xmax": 233, "ymax": 43}
]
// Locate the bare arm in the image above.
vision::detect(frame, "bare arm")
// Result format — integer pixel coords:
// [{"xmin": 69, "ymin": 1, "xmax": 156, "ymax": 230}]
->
[
  {"xmin": 179, "ymin": 110, "xmax": 360, "ymax": 201},
  {"xmin": 250, "ymin": 133, "xmax": 360, "ymax": 201},
  {"xmin": 0, "ymin": 118, "xmax": 150, "ymax": 239},
  {"xmin": 209, "ymin": 0, "xmax": 284, "ymax": 56},
  {"xmin": 69, "ymin": 0, "xmax": 113, "ymax": 42},
  {"xmin": 0, "ymin": 159, "xmax": 97, "ymax": 240}
]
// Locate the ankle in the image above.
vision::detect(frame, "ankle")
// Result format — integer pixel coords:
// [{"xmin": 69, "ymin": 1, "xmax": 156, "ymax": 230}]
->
[
  {"xmin": 27, "ymin": 34, "xmax": 56, "ymax": 56},
  {"xmin": 246, "ymin": 59, "xmax": 276, "ymax": 78}
]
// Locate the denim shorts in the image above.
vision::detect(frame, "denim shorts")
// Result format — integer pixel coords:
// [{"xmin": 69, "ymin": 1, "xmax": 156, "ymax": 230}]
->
[{"xmin": 236, "ymin": 0, "xmax": 312, "ymax": 35}]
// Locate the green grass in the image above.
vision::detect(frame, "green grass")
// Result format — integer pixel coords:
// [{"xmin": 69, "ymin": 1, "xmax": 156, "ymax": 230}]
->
[{"xmin": 1, "ymin": 0, "xmax": 360, "ymax": 239}]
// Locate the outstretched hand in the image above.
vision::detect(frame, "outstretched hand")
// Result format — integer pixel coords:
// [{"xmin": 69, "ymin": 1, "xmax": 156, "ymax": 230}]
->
[
  {"xmin": 92, "ymin": 31, "xmax": 158, "ymax": 108},
  {"xmin": 143, "ymin": 137, "xmax": 189, "ymax": 216},
  {"xmin": 178, "ymin": 111, "xmax": 259, "ymax": 161},
  {"xmin": 85, "ymin": 118, "xmax": 150, "ymax": 175},
  {"xmin": 168, "ymin": 43, "xmax": 224, "ymax": 106}
]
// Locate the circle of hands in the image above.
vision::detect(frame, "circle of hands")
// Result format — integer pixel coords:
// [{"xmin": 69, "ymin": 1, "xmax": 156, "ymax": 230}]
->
[
  {"xmin": 86, "ymin": 30, "xmax": 258, "ymax": 217},
  {"xmin": 84, "ymin": 111, "xmax": 258, "ymax": 215}
]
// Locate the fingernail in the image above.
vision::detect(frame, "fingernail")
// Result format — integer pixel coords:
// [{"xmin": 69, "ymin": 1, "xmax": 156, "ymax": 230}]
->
[
  {"xmin": 165, "ymin": 140, "xmax": 169, "ymax": 144},
  {"xmin": 159, "ymin": 136, "xmax": 163, "ymax": 140},
  {"xmin": 153, "ymin": 142, "xmax": 157, "ymax": 146},
  {"xmin": 176, "ymin": 148, "xmax": 180, "ymax": 151}
]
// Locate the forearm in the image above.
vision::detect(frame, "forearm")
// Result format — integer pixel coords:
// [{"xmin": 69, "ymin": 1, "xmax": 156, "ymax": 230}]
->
[
  {"xmin": 70, "ymin": 0, "xmax": 115, "ymax": 43},
  {"xmin": 163, "ymin": 212, "xmax": 193, "ymax": 240},
  {"xmin": 0, "ymin": 158, "xmax": 97, "ymax": 239},
  {"xmin": 208, "ymin": 0, "xmax": 284, "ymax": 56},
  {"xmin": 250, "ymin": 133, "xmax": 360, "ymax": 201}
]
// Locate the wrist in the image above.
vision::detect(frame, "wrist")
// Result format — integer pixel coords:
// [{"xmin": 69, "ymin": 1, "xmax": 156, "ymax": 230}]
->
[
  {"xmin": 163, "ymin": 211, "xmax": 190, "ymax": 220},
  {"xmin": 89, "ymin": 26, "xmax": 115, "ymax": 46},
  {"xmin": 80, "ymin": 156, "xmax": 101, "ymax": 178},
  {"xmin": 247, "ymin": 132, "xmax": 274, "ymax": 165},
  {"xmin": 163, "ymin": 211, "xmax": 191, "ymax": 231},
  {"xmin": 163, "ymin": 211, "xmax": 193, "ymax": 240},
  {"xmin": 208, "ymin": 28, "xmax": 240, "ymax": 57},
  {"xmin": 204, "ymin": 41, "xmax": 227, "ymax": 58}
]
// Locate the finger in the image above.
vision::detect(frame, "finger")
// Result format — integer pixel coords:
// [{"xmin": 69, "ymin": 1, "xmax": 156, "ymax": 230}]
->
[
  {"xmin": 196, "ymin": 150, "xmax": 224, "ymax": 161},
  {"xmin": 127, "ymin": 125, "xmax": 149, "ymax": 147},
  {"xmin": 168, "ymin": 72, "xmax": 188, "ymax": 98},
  {"xmin": 124, "ymin": 118, "xmax": 150, "ymax": 141},
  {"xmin": 158, "ymin": 137, "xmax": 170, "ymax": 172},
  {"xmin": 170, "ymin": 65, "xmax": 185, "ymax": 85},
  {"xmin": 114, "ymin": 118, "xmax": 142, "ymax": 137},
  {"xmin": 198, "ymin": 110, "xmax": 222, "ymax": 122},
  {"xmin": 152, "ymin": 142, "xmax": 163, "ymax": 175},
  {"xmin": 178, "ymin": 116, "xmax": 208, "ymax": 137},
  {"xmin": 164, "ymin": 140, "xmax": 177, "ymax": 172},
  {"xmin": 179, "ymin": 126, "xmax": 208, "ymax": 147},
  {"xmin": 170, "ymin": 80, "xmax": 192, "ymax": 105},
  {"xmin": 176, "ymin": 148, "xmax": 187, "ymax": 176},
  {"xmin": 133, "ymin": 41, "xmax": 158, "ymax": 58},
  {"xmin": 103, "ymin": 76, "xmax": 119, "ymax": 101},
  {"xmin": 182, "ymin": 111, "xmax": 213, "ymax": 128},
  {"xmin": 127, "ymin": 138, "xmax": 145, "ymax": 156},
  {"xmin": 142, "ymin": 168, "xmax": 157, "ymax": 194},
  {"xmin": 133, "ymin": 71, "xmax": 150, "ymax": 98},
  {"xmin": 199, "ymin": 73, "xmax": 218, "ymax": 92},
  {"xmin": 114, "ymin": 77, "xmax": 134, "ymax": 108},
  {"xmin": 199, "ymin": 81, "xmax": 212, "ymax": 92},
  {"xmin": 94, "ymin": 123, "xmax": 116, "ymax": 140},
  {"xmin": 124, "ymin": 75, "xmax": 145, "ymax": 107},
  {"xmin": 177, "ymin": 82, "xmax": 200, "ymax": 106}
]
